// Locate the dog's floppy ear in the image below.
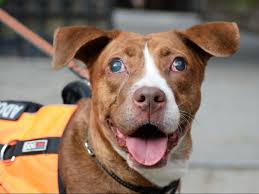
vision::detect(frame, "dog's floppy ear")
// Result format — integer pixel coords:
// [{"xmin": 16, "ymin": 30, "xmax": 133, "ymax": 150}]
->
[
  {"xmin": 52, "ymin": 26, "xmax": 120, "ymax": 69},
  {"xmin": 178, "ymin": 22, "xmax": 240, "ymax": 58}
]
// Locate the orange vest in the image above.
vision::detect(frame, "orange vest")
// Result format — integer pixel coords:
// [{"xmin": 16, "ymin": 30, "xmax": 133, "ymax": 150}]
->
[{"xmin": 0, "ymin": 104, "xmax": 77, "ymax": 193}]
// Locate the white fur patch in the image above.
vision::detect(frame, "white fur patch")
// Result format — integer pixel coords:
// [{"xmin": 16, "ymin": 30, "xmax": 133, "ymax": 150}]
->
[{"xmin": 132, "ymin": 43, "xmax": 180, "ymax": 134}]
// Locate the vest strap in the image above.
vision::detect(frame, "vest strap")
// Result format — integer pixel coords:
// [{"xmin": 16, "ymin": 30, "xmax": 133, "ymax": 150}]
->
[{"xmin": 0, "ymin": 137, "xmax": 60, "ymax": 161}]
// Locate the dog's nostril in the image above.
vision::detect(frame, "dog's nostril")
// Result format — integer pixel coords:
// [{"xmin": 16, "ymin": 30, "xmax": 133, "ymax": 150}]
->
[
  {"xmin": 154, "ymin": 94, "xmax": 165, "ymax": 103},
  {"xmin": 139, "ymin": 95, "xmax": 146, "ymax": 103}
]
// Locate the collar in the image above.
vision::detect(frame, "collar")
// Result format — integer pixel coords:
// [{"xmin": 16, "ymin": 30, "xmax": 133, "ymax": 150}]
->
[{"xmin": 85, "ymin": 141, "xmax": 180, "ymax": 194}]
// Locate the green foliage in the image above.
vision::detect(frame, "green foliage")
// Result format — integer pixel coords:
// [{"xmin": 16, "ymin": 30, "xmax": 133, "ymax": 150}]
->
[
  {"xmin": 0, "ymin": 0, "xmax": 6, "ymax": 6},
  {"xmin": 234, "ymin": 0, "xmax": 258, "ymax": 10},
  {"xmin": 209, "ymin": 0, "xmax": 259, "ymax": 11}
]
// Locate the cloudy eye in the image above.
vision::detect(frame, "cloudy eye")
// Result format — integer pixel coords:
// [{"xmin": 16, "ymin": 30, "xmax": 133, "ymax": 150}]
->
[
  {"xmin": 109, "ymin": 58, "xmax": 126, "ymax": 73},
  {"xmin": 170, "ymin": 57, "xmax": 187, "ymax": 72}
]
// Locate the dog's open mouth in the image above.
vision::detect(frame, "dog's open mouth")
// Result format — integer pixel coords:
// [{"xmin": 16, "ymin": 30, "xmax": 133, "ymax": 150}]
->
[
  {"xmin": 126, "ymin": 124, "xmax": 168, "ymax": 166},
  {"xmin": 109, "ymin": 122, "xmax": 181, "ymax": 168}
]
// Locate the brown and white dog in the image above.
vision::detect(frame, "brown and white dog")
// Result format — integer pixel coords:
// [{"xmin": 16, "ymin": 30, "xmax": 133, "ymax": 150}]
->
[{"xmin": 53, "ymin": 22, "xmax": 240, "ymax": 193}]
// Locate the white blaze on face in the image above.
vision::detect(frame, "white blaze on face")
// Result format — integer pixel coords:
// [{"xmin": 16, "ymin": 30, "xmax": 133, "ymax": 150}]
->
[{"xmin": 132, "ymin": 43, "xmax": 180, "ymax": 134}]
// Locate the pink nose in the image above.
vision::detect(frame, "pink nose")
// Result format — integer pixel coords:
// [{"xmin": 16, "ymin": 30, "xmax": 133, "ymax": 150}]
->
[{"xmin": 133, "ymin": 87, "xmax": 166, "ymax": 113}]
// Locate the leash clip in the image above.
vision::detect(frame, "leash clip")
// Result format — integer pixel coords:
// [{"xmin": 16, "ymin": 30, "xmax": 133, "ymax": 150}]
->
[
  {"xmin": 0, "ymin": 140, "xmax": 16, "ymax": 163},
  {"xmin": 85, "ymin": 142, "xmax": 95, "ymax": 157}
]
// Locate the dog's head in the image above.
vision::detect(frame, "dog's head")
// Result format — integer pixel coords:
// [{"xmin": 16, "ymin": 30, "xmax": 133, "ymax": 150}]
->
[{"xmin": 53, "ymin": 22, "xmax": 239, "ymax": 171}]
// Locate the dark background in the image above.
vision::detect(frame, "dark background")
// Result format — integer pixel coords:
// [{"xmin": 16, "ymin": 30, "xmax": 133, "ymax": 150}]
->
[{"xmin": 0, "ymin": 0, "xmax": 258, "ymax": 56}]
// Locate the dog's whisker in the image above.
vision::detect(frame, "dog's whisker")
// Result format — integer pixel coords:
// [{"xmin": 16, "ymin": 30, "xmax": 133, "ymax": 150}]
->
[{"xmin": 179, "ymin": 109, "xmax": 200, "ymax": 127}]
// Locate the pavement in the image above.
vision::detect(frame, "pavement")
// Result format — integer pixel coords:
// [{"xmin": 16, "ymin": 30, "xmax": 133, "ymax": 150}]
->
[{"xmin": 1, "ymin": 9, "xmax": 259, "ymax": 192}]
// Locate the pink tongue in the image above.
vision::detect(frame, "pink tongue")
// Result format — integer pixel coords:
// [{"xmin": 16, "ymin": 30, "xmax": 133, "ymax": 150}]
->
[{"xmin": 126, "ymin": 136, "xmax": 168, "ymax": 166}]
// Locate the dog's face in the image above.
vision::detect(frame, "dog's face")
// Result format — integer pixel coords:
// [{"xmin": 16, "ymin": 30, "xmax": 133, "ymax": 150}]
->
[
  {"xmin": 89, "ymin": 32, "xmax": 205, "ymax": 168},
  {"xmin": 53, "ymin": 22, "xmax": 239, "ymax": 171}
]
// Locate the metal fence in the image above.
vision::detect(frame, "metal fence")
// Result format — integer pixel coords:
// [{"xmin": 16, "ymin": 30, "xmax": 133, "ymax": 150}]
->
[{"xmin": 0, "ymin": 0, "xmax": 113, "ymax": 57}]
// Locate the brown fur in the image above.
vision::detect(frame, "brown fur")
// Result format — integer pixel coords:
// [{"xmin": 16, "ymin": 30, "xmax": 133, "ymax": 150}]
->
[{"xmin": 55, "ymin": 22, "xmax": 240, "ymax": 193}]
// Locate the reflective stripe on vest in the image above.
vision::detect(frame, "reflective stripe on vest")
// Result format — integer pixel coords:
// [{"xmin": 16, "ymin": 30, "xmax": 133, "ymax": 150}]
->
[{"xmin": 0, "ymin": 105, "xmax": 77, "ymax": 193}]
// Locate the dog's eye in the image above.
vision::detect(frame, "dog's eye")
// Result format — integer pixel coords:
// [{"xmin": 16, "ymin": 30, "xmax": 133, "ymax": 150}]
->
[
  {"xmin": 109, "ymin": 59, "xmax": 126, "ymax": 73},
  {"xmin": 170, "ymin": 57, "xmax": 187, "ymax": 72}
]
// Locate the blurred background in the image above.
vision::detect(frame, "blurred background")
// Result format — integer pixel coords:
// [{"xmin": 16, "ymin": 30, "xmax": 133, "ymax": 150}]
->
[{"xmin": 0, "ymin": 0, "xmax": 258, "ymax": 192}]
